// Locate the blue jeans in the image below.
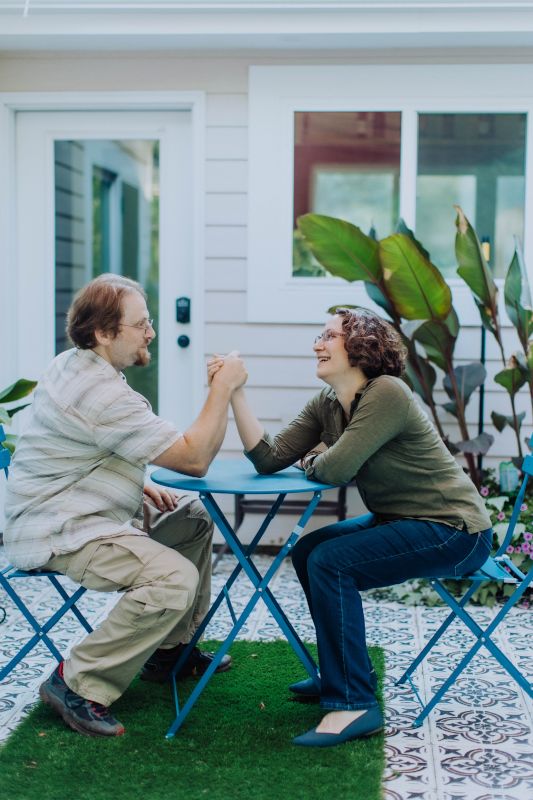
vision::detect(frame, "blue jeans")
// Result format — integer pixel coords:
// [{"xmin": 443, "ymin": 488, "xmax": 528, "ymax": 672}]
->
[{"xmin": 291, "ymin": 514, "xmax": 493, "ymax": 711}]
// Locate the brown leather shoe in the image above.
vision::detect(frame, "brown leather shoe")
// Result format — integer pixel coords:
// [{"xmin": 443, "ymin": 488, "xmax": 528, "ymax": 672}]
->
[{"xmin": 141, "ymin": 644, "xmax": 232, "ymax": 683}]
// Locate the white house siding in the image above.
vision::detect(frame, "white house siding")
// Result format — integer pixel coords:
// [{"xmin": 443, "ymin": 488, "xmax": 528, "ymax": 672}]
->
[
  {"xmin": 54, "ymin": 140, "xmax": 86, "ymax": 353},
  {"xmin": 0, "ymin": 52, "xmax": 530, "ymax": 541}
]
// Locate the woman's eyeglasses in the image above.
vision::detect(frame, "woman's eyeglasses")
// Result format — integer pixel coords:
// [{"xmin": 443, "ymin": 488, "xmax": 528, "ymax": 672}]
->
[{"xmin": 314, "ymin": 331, "xmax": 345, "ymax": 345}]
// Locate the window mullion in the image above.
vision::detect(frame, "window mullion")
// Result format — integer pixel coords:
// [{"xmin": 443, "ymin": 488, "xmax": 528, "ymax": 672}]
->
[{"xmin": 398, "ymin": 108, "xmax": 418, "ymax": 230}]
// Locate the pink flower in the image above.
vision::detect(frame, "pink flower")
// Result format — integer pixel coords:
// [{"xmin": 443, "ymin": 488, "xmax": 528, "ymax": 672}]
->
[
  {"xmin": 497, "ymin": 511, "xmax": 506, "ymax": 521},
  {"xmin": 506, "ymin": 546, "xmax": 515, "ymax": 554},
  {"xmin": 480, "ymin": 486, "xmax": 489, "ymax": 497},
  {"xmin": 522, "ymin": 543, "xmax": 530, "ymax": 553},
  {"xmin": 521, "ymin": 503, "xmax": 528, "ymax": 511},
  {"xmin": 525, "ymin": 532, "xmax": 533, "ymax": 541}
]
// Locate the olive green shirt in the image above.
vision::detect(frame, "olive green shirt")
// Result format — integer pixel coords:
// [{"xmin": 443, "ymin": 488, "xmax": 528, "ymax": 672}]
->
[{"xmin": 246, "ymin": 375, "xmax": 491, "ymax": 534}]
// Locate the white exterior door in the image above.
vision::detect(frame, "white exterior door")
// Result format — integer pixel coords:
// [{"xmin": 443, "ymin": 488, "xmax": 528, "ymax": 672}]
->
[{"xmin": 14, "ymin": 109, "xmax": 201, "ymax": 430}]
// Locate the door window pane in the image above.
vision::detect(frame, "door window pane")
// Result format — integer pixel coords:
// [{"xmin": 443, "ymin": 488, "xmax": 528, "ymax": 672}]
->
[
  {"xmin": 416, "ymin": 113, "xmax": 526, "ymax": 277},
  {"xmin": 54, "ymin": 139, "xmax": 160, "ymax": 411},
  {"xmin": 293, "ymin": 111, "xmax": 401, "ymax": 276}
]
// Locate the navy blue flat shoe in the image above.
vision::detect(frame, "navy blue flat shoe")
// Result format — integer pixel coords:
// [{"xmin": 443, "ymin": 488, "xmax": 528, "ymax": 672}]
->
[
  {"xmin": 292, "ymin": 707, "xmax": 384, "ymax": 748},
  {"xmin": 289, "ymin": 669, "xmax": 377, "ymax": 699},
  {"xmin": 289, "ymin": 677, "xmax": 321, "ymax": 698}
]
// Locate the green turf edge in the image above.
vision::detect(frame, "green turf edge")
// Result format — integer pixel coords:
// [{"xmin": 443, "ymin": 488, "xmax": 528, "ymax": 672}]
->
[{"xmin": 0, "ymin": 642, "xmax": 385, "ymax": 800}]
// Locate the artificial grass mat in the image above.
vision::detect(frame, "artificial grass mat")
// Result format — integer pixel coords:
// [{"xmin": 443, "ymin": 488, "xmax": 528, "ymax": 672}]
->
[{"xmin": 0, "ymin": 641, "xmax": 385, "ymax": 800}]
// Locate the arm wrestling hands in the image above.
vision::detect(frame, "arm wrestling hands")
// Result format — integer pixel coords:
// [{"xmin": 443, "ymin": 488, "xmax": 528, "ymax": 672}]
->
[{"xmin": 152, "ymin": 351, "xmax": 247, "ymax": 477}]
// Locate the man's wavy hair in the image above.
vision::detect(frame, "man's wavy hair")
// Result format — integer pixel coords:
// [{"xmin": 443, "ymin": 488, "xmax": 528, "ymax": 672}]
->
[
  {"xmin": 335, "ymin": 308, "xmax": 407, "ymax": 378},
  {"xmin": 67, "ymin": 274, "xmax": 146, "ymax": 350}
]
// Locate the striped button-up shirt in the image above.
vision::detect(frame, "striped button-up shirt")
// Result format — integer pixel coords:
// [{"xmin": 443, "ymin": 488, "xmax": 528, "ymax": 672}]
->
[{"xmin": 4, "ymin": 348, "xmax": 180, "ymax": 569}]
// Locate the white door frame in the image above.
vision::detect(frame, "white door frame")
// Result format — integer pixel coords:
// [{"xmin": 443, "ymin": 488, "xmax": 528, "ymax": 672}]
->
[{"xmin": 0, "ymin": 91, "xmax": 206, "ymax": 427}]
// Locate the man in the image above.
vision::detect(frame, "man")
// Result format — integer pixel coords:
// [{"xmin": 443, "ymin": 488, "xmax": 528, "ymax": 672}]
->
[{"xmin": 4, "ymin": 274, "xmax": 247, "ymax": 738}]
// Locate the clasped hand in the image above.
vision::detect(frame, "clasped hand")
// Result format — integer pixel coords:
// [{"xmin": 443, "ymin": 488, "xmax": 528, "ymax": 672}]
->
[{"xmin": 207, "ymin": 350, "xmax": 247, "ymax": 391}]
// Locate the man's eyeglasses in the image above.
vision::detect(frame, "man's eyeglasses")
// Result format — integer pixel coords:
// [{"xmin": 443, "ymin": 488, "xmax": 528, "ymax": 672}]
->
[
  {"xmin": 121, "ymin": 318, "xmax": 155, "ymax": 333},
  {"xmin": 314, "ymin": 331, "xmax": 345, "ymax": 345}
]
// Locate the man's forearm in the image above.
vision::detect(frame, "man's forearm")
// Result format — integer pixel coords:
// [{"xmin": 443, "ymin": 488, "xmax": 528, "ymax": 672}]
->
[{"xmin": 153, "ymin": 383, "xmax": 232, "ymax": 476}]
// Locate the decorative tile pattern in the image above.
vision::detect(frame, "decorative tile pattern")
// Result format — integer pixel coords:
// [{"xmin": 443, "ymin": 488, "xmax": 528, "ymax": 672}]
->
[{"xmin": 0, "ymin": 549, "xmax": 532, "ymax": 800}]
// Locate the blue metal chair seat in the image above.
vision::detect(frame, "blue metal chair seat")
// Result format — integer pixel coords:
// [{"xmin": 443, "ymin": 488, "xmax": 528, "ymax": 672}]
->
[
  {"xmin": 0, "ymin": 424, "xmax": 91, "ymax": 681},
  {"xmin": 397, "ymin": 448, "xmax": 533, "ymax": 726}
]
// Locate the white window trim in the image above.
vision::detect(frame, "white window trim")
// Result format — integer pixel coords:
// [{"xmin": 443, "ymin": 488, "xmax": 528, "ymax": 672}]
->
[{"xmin": 248, "ymin": 64, "xmax": 533, "ymax": 324}]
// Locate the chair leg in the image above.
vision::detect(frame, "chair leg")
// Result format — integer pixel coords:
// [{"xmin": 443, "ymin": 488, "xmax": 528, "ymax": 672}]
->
[
  {"xmin": 47, "ymin": 575, "xmax": 92, "ymax": 633},
  {"xmin": 396, "ymin": 582, "xmax": 478, "ymax": 686},
  {"xmin": 0, "ymin": 574, "xmax": 92, "ymax": 681},
  {"xmin": 406, "ymin": 567, "xmax": 533, "ymax": 725}
]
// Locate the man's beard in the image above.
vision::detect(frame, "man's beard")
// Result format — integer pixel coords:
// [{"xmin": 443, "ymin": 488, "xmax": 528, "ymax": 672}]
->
[{"xmin": 134, "ymin": 347, "xmax": 151, "ymax": 367}]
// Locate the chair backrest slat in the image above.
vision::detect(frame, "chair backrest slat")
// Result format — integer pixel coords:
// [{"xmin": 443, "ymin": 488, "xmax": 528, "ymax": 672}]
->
[{"xmin": 494, "ymin": 443, "xmax": 533, "ymax": 557}]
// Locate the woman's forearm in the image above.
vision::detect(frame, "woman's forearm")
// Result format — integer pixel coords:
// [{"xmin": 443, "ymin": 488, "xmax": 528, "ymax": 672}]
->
[{"xmin": 231, "ymin": 387, "xmax": 264, "ymax": 451}]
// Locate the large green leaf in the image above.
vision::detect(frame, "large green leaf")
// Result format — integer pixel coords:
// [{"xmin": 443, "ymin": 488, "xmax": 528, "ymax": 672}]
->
[
  {"xmin": 0, "ymin": 379, "xmax": 37, "ymax": 404},
  {"xmin": 297, "ymin": 214, "xmax": 381, "ymax": 283},
  {"xmin": 504, "ymin": 240, "xmax": 533, "ymax": 351},
  {"xmin": 455, "ymin": 206, "xmax": 498, "ymax": 306},
  {"xmin": 364, "ymin": 281, "xmax": 396, "ymax": 319},
  {"xmin": 494, "ymin": 365, "xmax": 527, "ymax": 397},
  {"xmin": 404, "ymin": 353, "xmax": 436, "ymax": 401},
  {"xmin": 411, "ymin": 309, "xmax": 459, "ymax": 371},
  {"xmin": 443, "ymin": 362, "xmax": 486, "ymax": 405},
  {"xmin": 395, "ymin": 218, "xmax": 431, "ymax": 261},
  {"xmin": 379, "ymin": 234, "xmax": 451, "ymax": 320}
]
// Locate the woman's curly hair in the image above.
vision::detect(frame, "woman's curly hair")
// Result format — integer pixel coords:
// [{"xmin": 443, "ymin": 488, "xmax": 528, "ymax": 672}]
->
[{"xmin": 335, "ymin": 308, "xmax": 407, "ymax": 378}]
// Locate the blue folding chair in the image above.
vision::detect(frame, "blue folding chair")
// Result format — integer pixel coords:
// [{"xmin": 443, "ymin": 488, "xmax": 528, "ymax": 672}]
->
[
  {"xmin": 0, "ymin": 424, "xmax": 92, "ymax": 681},
  {"xmin": 397, "ymin": 449, "xmax": 533, "ymax": 726}
]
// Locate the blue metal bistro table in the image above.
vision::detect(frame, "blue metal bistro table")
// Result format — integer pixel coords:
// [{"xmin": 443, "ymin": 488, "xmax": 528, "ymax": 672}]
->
[{"xmin": 151, "ymin": 458, "xmax": 335, "ymax": 739}]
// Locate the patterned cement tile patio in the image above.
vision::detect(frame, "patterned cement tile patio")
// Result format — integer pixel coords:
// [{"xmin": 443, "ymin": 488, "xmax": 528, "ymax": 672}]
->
[{"xmin": 0, "ymin": 549, "xmax": 531, "ymax": 800}]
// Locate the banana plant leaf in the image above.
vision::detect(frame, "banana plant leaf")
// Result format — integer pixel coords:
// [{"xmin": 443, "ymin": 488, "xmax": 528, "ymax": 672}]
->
[
  {"xmin": 474, "ymin": 297, "xmax": 499, "ymax": 337},
  {"xmin": 455, "ymin": 206, "xmax": 498, "ymax": 308},
  {"xmin": 452, "ymin": 432, "xmax": 494, "ymax": 456},
  {"xmin": 364, "ymin": 281, "xmax": 396, "ymax": 319},
  {"xmin": 410, "ymin": 308, "xmax": 459, "ymax": 372},
  {"xmin": 0, "ymin": 379, "xmax": 37, "ymax": 404},
  {"xmin": 494, "ymin": 365, "xmax": 527, "ymax": 397},
  {"xmin": 395, "ymin": 218, "xmax": 431, "ymax": 261},
  {"xmin": 504, "ymin": 239, "xmax": 533, "ymax": 352},
  {"xmin": 297, "ymin": 214, "xmax": 381, "ymax": 283},
  {"xmin": 404, "ymin": 353, "xmax": 436, "ymax": 400},
  {"xmin": 442, "ymin": 400, "xmax": 459, "ymax": 418},
  {"xmin": 443, "ymin": 362, "xmax": 486, "ymax": 405},
  {"xmin": 379, "ymin": 234, "xmax": 452, "ymax": 320},
  {"xmin": 491, "ymin": 410, "xmax": 526, "ymax": 432}
]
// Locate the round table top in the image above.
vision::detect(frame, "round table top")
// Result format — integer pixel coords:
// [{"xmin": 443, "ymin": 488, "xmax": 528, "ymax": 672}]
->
[{"xmin": 151, "ymin": 458, "xmax": 336, "ymax": 495}]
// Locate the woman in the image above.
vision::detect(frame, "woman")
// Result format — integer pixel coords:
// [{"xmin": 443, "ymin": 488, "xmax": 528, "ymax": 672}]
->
[{"xmin": 211, "ymin": 309, "xmax": 492, "ymax": 748}]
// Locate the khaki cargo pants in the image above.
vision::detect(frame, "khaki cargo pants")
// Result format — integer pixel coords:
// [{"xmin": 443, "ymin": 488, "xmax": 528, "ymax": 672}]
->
[{"xmin": 45, "ymin": 494, "xmax": 213, "ymax": 707}]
